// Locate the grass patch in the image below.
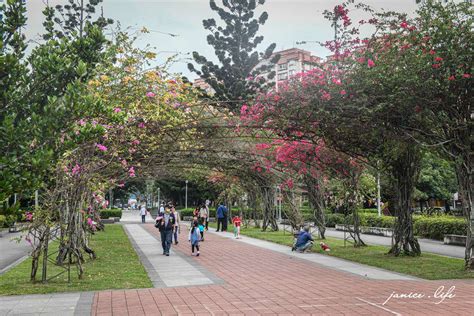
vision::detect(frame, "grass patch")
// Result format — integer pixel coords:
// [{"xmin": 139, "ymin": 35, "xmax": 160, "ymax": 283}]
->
[
  {"xmin": 210, "ymin": 223, "xmax": 473, "ymax": 280},
  {"xmin": 0, "ymin": 225, "xmax": 152, "ymax": 295}
]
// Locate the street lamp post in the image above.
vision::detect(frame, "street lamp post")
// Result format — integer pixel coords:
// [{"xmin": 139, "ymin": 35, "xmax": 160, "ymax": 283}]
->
[
  {"xmin": 377, "ymin": 171, "xmax": 381, "ymax": 217},
  {"xmin": 157, "ymin": 187, "xmax": 160, "ymax": 208},
  {"xmin": 185, "ymin": 180, "xmax": 188, "ymax": 209}
]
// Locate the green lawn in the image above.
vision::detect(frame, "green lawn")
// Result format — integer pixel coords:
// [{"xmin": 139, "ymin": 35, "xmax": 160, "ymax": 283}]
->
[
  {"xmin": 210, "ymin": 223, "xmax": 474, "ymax": 280},
  {"xmin": 0, "ymin": 225, "xmax": 152, "ymax": 295}
]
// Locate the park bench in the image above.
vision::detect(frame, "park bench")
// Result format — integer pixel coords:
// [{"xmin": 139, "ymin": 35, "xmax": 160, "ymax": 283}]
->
[
  {"xmin": 8, "ymin": 222, "xmax": 29, "ymax": 233},
  {"xmin": 443, "ymin": 234, "xmax": 466, "ymax": 246},
  {"xmin": 335, "ymin": 224, "xmax": 393, "ymax": 237}
]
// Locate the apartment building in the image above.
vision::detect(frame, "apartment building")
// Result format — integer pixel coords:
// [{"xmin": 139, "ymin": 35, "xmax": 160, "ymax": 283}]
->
[{"xmin": 192, "ymin": 47, "xmax": 321, "ymax": 93}]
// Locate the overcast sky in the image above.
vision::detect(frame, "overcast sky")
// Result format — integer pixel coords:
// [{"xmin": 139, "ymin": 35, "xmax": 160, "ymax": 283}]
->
[{"xmin": 24, "ymin": 0, "xmax": 419, "ymax": 79}]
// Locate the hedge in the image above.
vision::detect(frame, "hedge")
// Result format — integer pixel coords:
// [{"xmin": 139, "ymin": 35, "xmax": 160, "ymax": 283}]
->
[
  {"xmin": 325, "ymin": 213, "xmax": 467, "ymax": 240},
  {"xmin": 100, "ymin": 208, "xmax": 122, "ymax": 219},
  {"xmin": 0, "ymin": 215, "xmax": 6, "ymax": 228},
  {"xmin": 413, "ymin": 216, "xmax": 467, "ymax": 240}
]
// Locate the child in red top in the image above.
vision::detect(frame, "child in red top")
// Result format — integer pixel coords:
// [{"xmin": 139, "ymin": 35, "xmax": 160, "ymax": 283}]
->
[{"xmin": 232, "ymin": 215, "xmax": 242, "ymax": 239}]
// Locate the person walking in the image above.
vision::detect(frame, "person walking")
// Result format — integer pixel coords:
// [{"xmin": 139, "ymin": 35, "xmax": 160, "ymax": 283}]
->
[
  {"xmin": 172, "ymin": 206, "xmax": 180, "ymax": 245},
  {"xmin": 140, "ymin": 204, "xmax": 147, "ymax": 223},
  {"xmin": 188, "ymin": 220, "xmax": 201, "ymax": 256},
  {"xmin": 216, "ymin": 203, "xmax": 228, "ymax": 232},
  {"xmin": 205, "ymin": 200, "xmax": 210, "ymax": 230},
  {"xmin": 199, "ymin": 204, "xmax": 208, "ymax": 231},
  {"xmin": 232, "ymin": 214, "xmax": 242, "ymax": 239},
  {"xmin": 155, "ymin": 207, "xmax": 176, "ymax": 256},
  {"xmin": 159, "ymin": 202, "xmax": 165, "ymax": 214}
]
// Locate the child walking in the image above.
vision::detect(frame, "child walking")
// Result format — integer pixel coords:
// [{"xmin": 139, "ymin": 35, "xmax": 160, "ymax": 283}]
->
[
  {"xmin": 188, "ymin": 221, "xmax": 201, "ymax": 256},
  {"xmin": 232, "ymin": 214, "xmax": 242, "ymax": 239}
]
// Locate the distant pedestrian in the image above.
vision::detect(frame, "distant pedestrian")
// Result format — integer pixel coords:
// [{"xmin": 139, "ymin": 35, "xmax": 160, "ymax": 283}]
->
[
  {"xmin": 172, "ymin": 206, "xmax": 180, "ymax": 245},
  {"xmin": 205, "ymin": 200, "xmax": 211, "ymax": 230},
  {"xmin": 155, "ymin": 207, "xmax": 176, "ymax": 256},
  {"xmin": 159, "ymin": 202, "xmax": 165, "ymax": 214},
  {"xmin": 216, "ymin": 203, "xmax": 228, "ymax": 232},
  {"xmin": 140, "ymin": 205, "xmax": 148, "ymax": 223},
  {"xmin": 232, "ymin": 214, "xmax": 242, "ymax": 238},
  {"xmin": 189, "ymin": 220, "xmax": 201, "ymax": 256},
  {"xmin": 193, "ymin": 206, "xmax": 200, "ymax": 218}
]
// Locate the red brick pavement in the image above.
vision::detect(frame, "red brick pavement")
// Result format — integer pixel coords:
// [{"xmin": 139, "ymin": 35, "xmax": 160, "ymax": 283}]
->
[{"xmin": 92, "ymin": 224, "xmax": 474, "ymax": 315}]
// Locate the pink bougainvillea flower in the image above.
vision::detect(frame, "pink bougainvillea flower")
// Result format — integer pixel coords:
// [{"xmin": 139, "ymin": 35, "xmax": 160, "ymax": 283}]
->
[
  {"xmin": 78, "ymin": 119, "xmax": 86, "ymax": 126},
  {"xmin": 321, "ymin": 91, "xmax": 332, "ymax": 101},
  {"xmin": 114, "ymin": 107, "xmax": 121, "ymax": 113},
  {"xmin": 131, "ymin": 139, "xmax": 140, "ymax": 145},
  {"xmin": 25, "ymin": 211, "xmax": 33, "ymax": 221},
  {"xmin": 340, "ymin": 90, "xmax": 347, "ymax": 95},
  {"xmin": 434, "ymin": 57, "xmax": 443, "ymax": 62},
  {"xmin": 332, "ymin": 78, "xmax": 342, "ymax": 85},
  {"xmin": 256, "ymin": 143, "xmax": 271, "ymax": 150},
  {"xmin": 96, "ymin": 143, "xmax": 108, "ymax": 152},
  {"xmin": 462, "ymin": 73, "xmax": 471, "ymax": 78},
  {"xmin": 448, "ymin": 75, "xmax": 455, "ymax": 81},
  {"xmin": 429, "ymin": 50, "xmax": 436, "ymax": 55},
  {"xmin": 138, "ymin": 122, "xmax": 146, "ymax": 128},
  {"xmin": 146, "ymin": 91, "xmax": 155, "ymax": 97},
  {"xmin": 128, "ymin": 166, "xmax": 136, "ymax": 177},
  {"xmin": 121, "ymin": 159, "xmax": 128, "ymax": 168},
  {"xmin": 356, "ymin": 57, "xmax": 365, "ymax": 64},
  {"xmin": 72, "ymin": 164, "xmax": 81, "ymax": 175},
  {"xmin": 367, "ymin": 59, "xmax": 375, "ymax": 68},
  {"xmin": 118, "ymin": 182, "xmax": 125, "ymax": 188},
  {"xmin": 432, "ymin": 63, "xmax": 441, "ymax": 69},
  {"xmin": 400, "ymin": 21, "xmax": 408, "ymax": 29}
]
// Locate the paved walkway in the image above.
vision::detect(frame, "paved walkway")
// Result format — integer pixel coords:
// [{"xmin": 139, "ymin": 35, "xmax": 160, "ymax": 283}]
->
[
  {"xmin": 0, "ymin": 292, "xmax": 93, "ymax": 316},
  {"xmin": 124, "ymin": 224, "xmax": 221, "ymax": 288},
  {"xmin": 91, "ymin": 223, "xmax": 474, "ymax": 315}
]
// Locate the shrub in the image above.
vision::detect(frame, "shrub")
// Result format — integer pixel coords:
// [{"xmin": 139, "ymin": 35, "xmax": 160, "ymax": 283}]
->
[
  {"xmin": 359, "ymin": 208, "xmax": 379, "ymax": 214},
  {"xmin": 413, "ymin": 215, "xmax": 467, "ymax": 240},
  {"xmin": 0, "ymin": 215, "xmax": 6, "ymax": 228},
  {"xmin": 100, "ymin": 208, "xmax": 122, "ymax": 219},
  {"xmin": 360, "ymin": 213, "xmax": 395, "ymax": 228},
  {"xmin": 325, "ymin": 213, "xmax": 345, "ymax": 227}
]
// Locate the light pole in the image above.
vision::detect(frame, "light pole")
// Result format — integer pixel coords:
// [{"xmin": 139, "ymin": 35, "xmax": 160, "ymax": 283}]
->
[
  {"xmin": 377, "ymin": 171, "xmax": 381, "ymax": 217},
  {"xmin": 157, "ymin": 187, "xmax": 160, "ymax": 208},
  {"xmin": 185, "ymin": 180, "xmax": 188, "ymax": 209}
]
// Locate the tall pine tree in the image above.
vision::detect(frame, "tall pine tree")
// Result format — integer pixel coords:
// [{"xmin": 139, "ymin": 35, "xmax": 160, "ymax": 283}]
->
[{"xmin": 188, "ymin": 0, "xmax": 279, "ymax": 111}]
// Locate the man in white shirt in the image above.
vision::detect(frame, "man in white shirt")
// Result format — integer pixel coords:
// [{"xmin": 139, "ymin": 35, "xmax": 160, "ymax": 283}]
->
[{"xmin": 140, "ymin": 205, "xmax": 147, "ymax": 223}]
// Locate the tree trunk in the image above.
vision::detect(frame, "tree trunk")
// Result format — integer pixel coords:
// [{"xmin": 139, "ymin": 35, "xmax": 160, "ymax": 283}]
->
[
  {"xmin": 281, "ymin": 190, "xmax": 304, "ymax": 231},
  {"xmin": 388, "ymin": 146, "xmax": 421, "ymax": 256},
  {"xmin": 304, "ymin": 175, "xmax": 326, "ymax": 239},
  {"xmin": 455, "ymin": 163, "xmax": 473, "ymax": 270},
  {"xmin": 261, "ymin": 187, "xmax": 278, "ymax": 231}
]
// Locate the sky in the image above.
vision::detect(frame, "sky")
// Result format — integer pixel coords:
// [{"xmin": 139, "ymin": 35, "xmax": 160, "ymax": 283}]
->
[{"xmin": 24, "ymin": 0, "xmax": 419, "ymax": 79}]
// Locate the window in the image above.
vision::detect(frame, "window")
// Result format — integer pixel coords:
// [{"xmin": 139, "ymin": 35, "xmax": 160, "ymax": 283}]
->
[
  {"xmin": 289, "ymin": 70, "xmax": 295, "ymax": 76},
  {"xmin": 278, "ymin": 63, "xmax": 287, "ymax": 70},
  {"xmin": 278, "ymin": 73, "xmax": 288, "ymax": 80}
]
